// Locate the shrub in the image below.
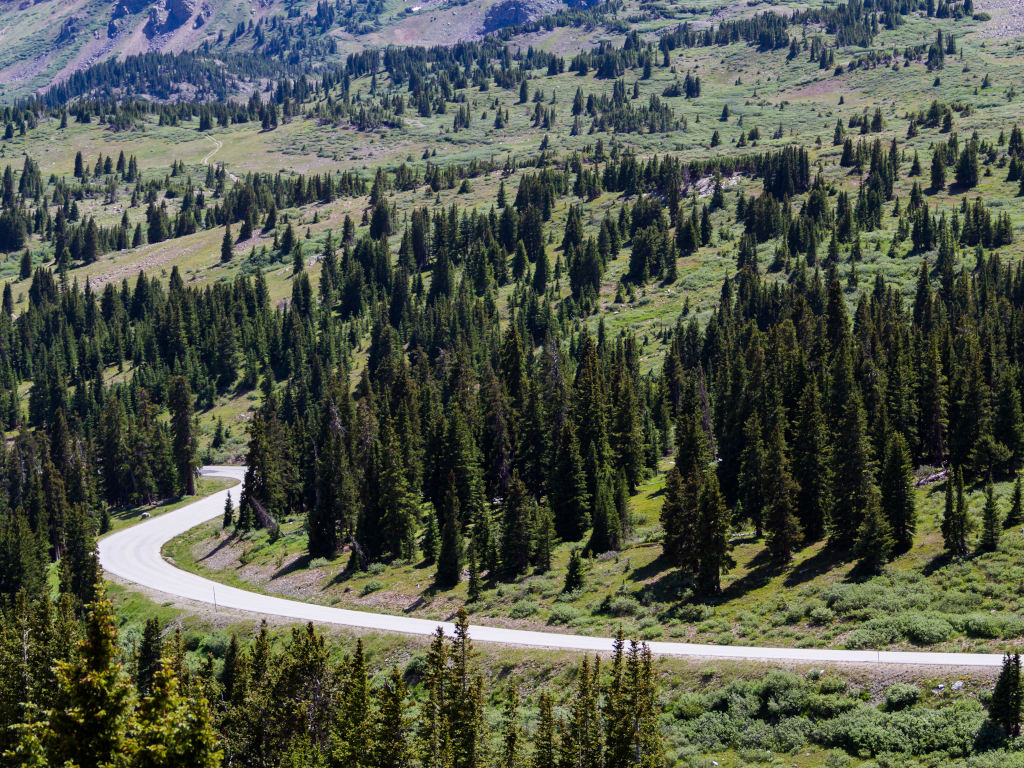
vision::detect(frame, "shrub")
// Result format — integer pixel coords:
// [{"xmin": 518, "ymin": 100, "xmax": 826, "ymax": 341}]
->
[
  {"xmin": 547, "ymin": 604, "xmax": 581, "ymax": 625},
  {"xmin": 817, "ymin": 700, "xmax": 987, "ymax": 756},
  {"xmin": 963, "ymin": 612, "xmax": 1004, "ymax": 639},
  {"xmin": 366, "ymin": 562, "xmax": 388, "ymax": 576},
  {"xmin": 510, "ymin": 599, "xmax": 538, "ymax": 619},
  {"xmin": 671, "ymin": 692, "xmax": 705, "ymax": 720},
  {"xmin": 805, "ymin": 693, "xmax": 859, "ymax": 719},
  {"xmin": 198, "ymin": 631, "xmax": 232, "ymax": 657},
  {"xmin": 823, "ymin": 750, "xmax": 853, "ymax": 768},
  {"xmin": 808, "ymin": 604, "xmax": 836, "ymax": 625},
  {"xmin": 309, "ymin": 557, "xmax": 331, "ymax": 569},
  {"xmin": 904, "ymin": 613, "xmax": 954, "ymax": 645},
  {"xmin": 606, "ymin": 595, "xmax": 642, "ymax": 617},
  {"xmin": 844, "ymin": 616, "xmax": 903, "ymax": 649},
  {"xmin": 884, "ymin": 683, "xmax": 920, "ymax": 711},
  {"xmin": 404, "ymin": 654, "xmax": 427, "ymax": 679},
  {"xmin": 361, "ymin": 579, "xmax": 385, "ymax": 596},
  {"xmin": 676, "ymin": 603, "xmax": 715, "ymax": 622},
  {"xmin": 818, "ymin": 676, "xmax": 848, "ymax": 695}
]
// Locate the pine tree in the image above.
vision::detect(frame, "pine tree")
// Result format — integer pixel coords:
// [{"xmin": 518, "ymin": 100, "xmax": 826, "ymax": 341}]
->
[
  {"xmin": 550, "ymin": 420, "xmax": 590, "ymax": 541},
  {"xmin": 422, "ymin": 510, "xmax": 440, "ymax": 565},
  {"xmin": 59, "ymin": 504, "xmax": 99, "ymax": 607},
  {"xmin": 436, "ymin": 475, "xmax": 463, "ymax": 588},
  {"xmin": 496, "ymin": 474, "xmax": 530, "ymax": 580},
  {"xmin": 5, "ymin": 709, "xmax": 49, "ymax": 768},
  {"xmin": 854, "ymin": 485, "xmax": 893, "ymax": 574},
  {"xmin": 419, "ymin": 629, "xmax": 454, "ymax": 768},
  {"xmin": 942, "ymin": 468, "xmax": 970, "ymax": 558},
  {"xmin": 372, "ymin": 423, "xmax": 419, "ymax": 561},
  {"xmin": 336, "ymin": 637, "xmax": 370, "ymax": 768},
  {"xmin": 762, "ymin": 414, "xmax": 802, "ymax": 564},
  {"xmin": 695, "ymin": 470, "xmax": 732, "ymax": 595},
  {"xmin": 167, "ymin": 376, "xmax": 196, "ymax": 497},
  {"xmin": 135, "ymin": 618, "xmax": 162, "ymax": 697},
  {"xmin": 955, "ymin": 141, "xmax": 979, "ymax": 188},
  {"xmin": 221, "ymin": 223, "xmax": 233, "ymax": 262},
  {"xmin": 563, "ymin": 549, "xmax": 585, "ymax": 593},
  {"xmin": 132, "ymin": 659, "xmax": 221, "ymax": 768},
  {"xmin": 613, "ymin": 469, "xmax": 632, "ymax": 543},
  {"xmin": 531, "ymin": 505, "xmax": 554, "ymax": 574},
  {"xmin": 980, "ymin": 480, "xmax": 1000, "ymax": 552},
  {"xmin": 586, "ymin": 467, "xmax": 619, "ymax": 555},
  {"xmin": 222, "ymin": 492, "xmax": 234, "ymax": 529},
  {"xmin": 532, "ymin": 243, "xmax": 549, "ymax": 294},
  {"xmin": 660, "ymin": 466, "xmax": 697, "ymax": 571},
  {"xmin": 792, "ymin": 380, "xmax": 832, "ymax": 541},
  {"xmin": 990, "ymin": 652, "xmax": 1022, "ymax": 738},
  {"xmin": 532, "ymin": 691, "xmax": 557, "ymax": 768},
  {"xmin": 829, "ymin": 391, "xmax": 876, "ymax": 550},
  {"xmin": 931, "ymin": 150, "xmax": 946, "ymax": 190},
  {"xmin": 467, "ymin": 539, "xmax": 481, "ymax": 602},
  {"xmin": 499, "ymin": 683, "xmax": 523, "ymax": 768},
  {"xmin": 449, "ymin": 609, "xmax": 484, "ymax": 768},
  {"xmin": 369, "ymin": 668, "xmax": 410, "ymax": 768},
  {"xmin": 738, "ymin": 412, "xmax": 766, "ymax": 537},
  {"xmin": 47, "ymin": 592, "xmax": 135, "ymax": 768},
  {"xmin": 879, "ymin": 432, "xmax": 916, "ymax": 553},
  {"xmin": 561, "ymin": 654, "xmax": 601, "ymax": 768}
]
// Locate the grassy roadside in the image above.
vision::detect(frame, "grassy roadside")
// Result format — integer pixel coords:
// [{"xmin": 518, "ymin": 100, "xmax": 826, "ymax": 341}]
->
[
  {"xmin": 102, "ymin": 568, "xmax": 1002, "ymax": 768},
  {"xmin": 102, "ymin": 474, "xmax": 238, "ymax": 536},
  {"xmin": 161, "ymin": 469, "xmax": 1024, "ymax": 654}
]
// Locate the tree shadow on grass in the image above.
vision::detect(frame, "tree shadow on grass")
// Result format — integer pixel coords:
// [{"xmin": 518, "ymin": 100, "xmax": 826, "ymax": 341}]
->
[
  {"xmin": 196, "ymin": 530, "xmax": 241, "ymax": 564},
  {"xmin": 272, "ymin": 553, "xmax": 312, "ymax": 580},
  {"xmin": 922, "ymin": 549, "xmax": 958, "ymax": 576},
  {"xmin": 712, "ymin": 547, "xmax": 780, "ymax": 605},
  {"xmin": 783, "ymin": 544, "xmax": 846, "ymax": 588},
  {"xmin": 629, "ymin": 551, "xmax": 673, "ymax": 584}
]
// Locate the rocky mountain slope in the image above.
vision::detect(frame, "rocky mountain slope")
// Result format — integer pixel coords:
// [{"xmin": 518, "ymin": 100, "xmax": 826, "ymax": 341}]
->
[{"xmin": 0, "ymin": 0, "xmax": 578, "ymax": 98}]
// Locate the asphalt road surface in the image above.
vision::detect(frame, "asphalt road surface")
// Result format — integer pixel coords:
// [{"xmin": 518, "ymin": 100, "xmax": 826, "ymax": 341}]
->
[{"xmin": 97, "ymin": 465, "xmax": 1005, "ymax": 667}]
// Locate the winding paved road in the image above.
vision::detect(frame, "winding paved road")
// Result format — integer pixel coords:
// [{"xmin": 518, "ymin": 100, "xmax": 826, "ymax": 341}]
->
[{"xmin": 98, "ymin": 466, "xmax": 1005, "ymax": 667}]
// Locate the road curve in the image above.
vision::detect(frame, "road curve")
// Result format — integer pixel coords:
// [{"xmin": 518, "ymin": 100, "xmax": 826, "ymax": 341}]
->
[{"xmin": 98, "ymin": 466, "xmax": 1004, "ymax": 667}]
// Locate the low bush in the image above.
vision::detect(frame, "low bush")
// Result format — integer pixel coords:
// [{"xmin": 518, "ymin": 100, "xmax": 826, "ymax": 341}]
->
[
  {"xmin": 904, "ymin": 612, "xmax": 954, "ymax": 645},
  {"xmin": 361, "ymin": 579, "xmax": 384, "ymax": 596},
  {"xmin": 547, "ymin": 604, "xmax": 580, "ymax": 625},
  {"xmin": 884, "ymin": 683, "xmax": 920, "ymax": 712},
  {"xmin": 606, "ymin": 594, "xmax": 642, "ymax": 616},
  {"xmin": 510, "ymin": 599, "xmax": 538, "ymax": 619}
]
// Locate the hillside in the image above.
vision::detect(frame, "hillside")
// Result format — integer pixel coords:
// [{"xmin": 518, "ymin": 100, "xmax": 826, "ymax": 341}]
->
[
  {"xmin": 0, "ymin": 0, "xmax": 595, "ymax": 98},
  {"xmin": 5, "ymin": 0, "xmax": 1024, "ymax": 764}
]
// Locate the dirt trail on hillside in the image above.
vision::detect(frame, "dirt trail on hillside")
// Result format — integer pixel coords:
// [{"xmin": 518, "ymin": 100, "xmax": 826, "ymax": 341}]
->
[{"xmin": 202, "ymin": 135, "xmax": 241, "ymax": 182}]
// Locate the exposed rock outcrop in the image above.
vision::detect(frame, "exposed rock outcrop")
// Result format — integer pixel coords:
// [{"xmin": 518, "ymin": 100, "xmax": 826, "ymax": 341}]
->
[
  {"xmin": 112, "ymin": 0, "xmax": 150, "ymax": 18},
  {"xmin": 481, "ymin": 0, "xmax": 559, "ymax": 32},
  {"xmin": 55, "ymin": 15, "xmax": 79, "ymax": 44},
  {"xmin": 166, "ymin": 0, "xmax": 196, "ymax": 26},
  {"xmin": 140, "ymin": 0, "xmax": 197, "ymax": 38}
]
